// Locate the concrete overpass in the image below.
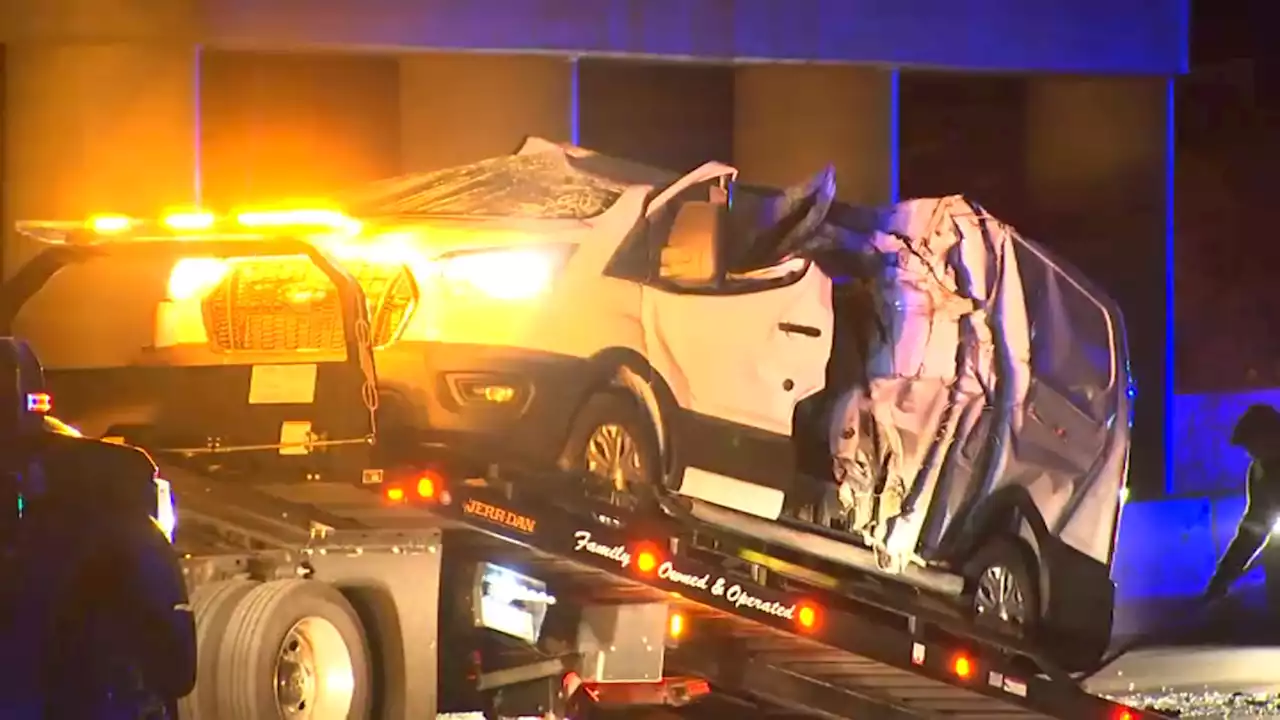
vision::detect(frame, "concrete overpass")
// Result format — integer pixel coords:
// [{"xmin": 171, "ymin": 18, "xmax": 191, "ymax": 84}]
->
[{"xmin": 2, "ymin": 0, "xmax": 1188, "ymax": 220}]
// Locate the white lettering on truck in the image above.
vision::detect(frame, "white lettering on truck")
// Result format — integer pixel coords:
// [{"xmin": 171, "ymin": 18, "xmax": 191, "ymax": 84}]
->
[{"xmin": 573, "ymin": 530, "xmax": 632, "ymax": 568}]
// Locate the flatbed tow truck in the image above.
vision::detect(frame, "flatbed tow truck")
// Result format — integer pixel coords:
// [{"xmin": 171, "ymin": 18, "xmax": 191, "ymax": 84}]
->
[{"xmin": 2, "ymin": 227, "xmax": 1163, "ymax": 720}]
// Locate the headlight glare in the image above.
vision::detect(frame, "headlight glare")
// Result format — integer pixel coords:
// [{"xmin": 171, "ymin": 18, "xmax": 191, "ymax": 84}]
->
[{"xmin": 437, "ymin": 245, "xmax": 574, "ymax": 301}]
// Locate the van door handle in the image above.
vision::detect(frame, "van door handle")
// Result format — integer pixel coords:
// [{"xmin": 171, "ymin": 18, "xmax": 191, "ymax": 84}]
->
[{"xmin": 778, "ymin": 322, "xmax": 822, "ymax": 338}]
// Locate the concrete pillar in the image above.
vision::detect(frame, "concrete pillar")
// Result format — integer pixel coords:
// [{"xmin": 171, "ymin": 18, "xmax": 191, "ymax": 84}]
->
[
  {"xmin": 577, "ymin": 60, "xmax": 735, "ymax": 172},
  {"xmin": 733, "ymin": 66, "xmax": 896, "ymax": 205},
  {"xmin": 1025, "ymin": 76, "xmax": 1171, "ymax": 494},
  {"xmin": 399, "ymin": 53, "xmax": 575, "ymax": 172},
  {"xmin": 3, "ymin": 1, "xmax": 199, "ymax": 367},
  {"xmin": 199, "ymin": 51, "xmax": 402, "ymax": 207}
]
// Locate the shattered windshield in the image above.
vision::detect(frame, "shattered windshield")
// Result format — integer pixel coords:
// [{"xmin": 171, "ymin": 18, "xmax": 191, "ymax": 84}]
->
[{"xmin": 341, "ymin": 150, "xmax": 676, "ymax": 220}]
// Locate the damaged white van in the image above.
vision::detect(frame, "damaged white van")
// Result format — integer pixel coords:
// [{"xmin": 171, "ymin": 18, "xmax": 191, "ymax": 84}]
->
[{"xmin": 140, "ymin": 138, "xmax": 1131, "ymax": 670}]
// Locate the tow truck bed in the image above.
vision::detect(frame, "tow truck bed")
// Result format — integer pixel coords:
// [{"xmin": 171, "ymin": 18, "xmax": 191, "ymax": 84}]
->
[
  {"xmin": 426, "ymin": 479, "xmax": 1152, "ymax": 720},
  {"xmin": 153, "ymin": 455, "xmax": 1156, "ymax": 719}
]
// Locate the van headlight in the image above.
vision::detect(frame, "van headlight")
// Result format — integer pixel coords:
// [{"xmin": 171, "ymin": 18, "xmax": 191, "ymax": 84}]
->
[
  {"xmin": 154, "ymin": 477, "xmax": 177, "ymax": 543},
  {"xmin": 436, "ymin": 245, "xmax": 575, "ymax": 301}
]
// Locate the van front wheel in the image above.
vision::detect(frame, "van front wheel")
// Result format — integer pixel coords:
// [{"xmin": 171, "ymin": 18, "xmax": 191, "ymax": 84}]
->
[{"xmin": 561, "ymin": 391, "xmax": 662, "ymax": 512}]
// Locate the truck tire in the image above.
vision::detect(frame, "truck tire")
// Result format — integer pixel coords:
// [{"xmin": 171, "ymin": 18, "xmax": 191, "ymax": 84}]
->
[
  {"xmin": 215, "ymin": 579, "xmax": 372, "ymax": 719},
  {"xmin": 178, "ymin": 579, "xmax": 259, "ymax": 720},
  {"xmin": 561, "ymin": 391, "xmax": 663, "ymax": 512}
]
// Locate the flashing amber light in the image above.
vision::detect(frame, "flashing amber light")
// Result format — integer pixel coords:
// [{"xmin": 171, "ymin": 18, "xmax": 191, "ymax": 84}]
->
[
  {"xmin": 163, "ymin": 210, "xmax": 216, "ymax": 231},
  {"xmin": 636, "ymin": 548, "xmax": 659, "ymax": 574},
  {"xmin": 167, "ymin": 257, "xmax": 230, "ymax": 301},
  {"xmin": 951, "ymin": 654, "xmax": 974, "ymax": 680},
  {"xmin": 796, "ymin": 603, "xmax": 819, "ymax": 631},
  {"xmin": 668, "ymin": 612, "xmax": 685, "ymax": 640},
  {"xmin": 385, "ymin": 486, "xmax": 406, "ymax": 503},
  {"xmin": 87, "ymin": 214, "xmax": 132, "ymax": 235},
  {"xmin": 25, "ymin": 392, "xmax": 51, "ymax": 413},
  {"xmin": 1115, "ymin": 710, "xmax": 1135, "ymax": 720},
  {"xmin": 235, "ymin": 208, "xmax": 360, "ymax": 234}
]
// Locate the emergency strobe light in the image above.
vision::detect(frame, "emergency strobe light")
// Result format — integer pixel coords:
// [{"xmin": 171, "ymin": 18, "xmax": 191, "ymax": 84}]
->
[
  {"xmin": 25, "ymin": 392, "xmax": 50, "ymax": 413},
  {"xmin": 471, "ymin": 563, "xmax": 555, "ymax": 645}
]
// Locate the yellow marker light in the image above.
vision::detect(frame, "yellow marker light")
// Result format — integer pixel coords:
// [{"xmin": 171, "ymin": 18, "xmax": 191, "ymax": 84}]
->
[
  {"xmin": 480, "ymin": 385, "xmax": 516, "ymax": 404},
  {"xmin": 438, "ymin": 248, "xmax": 565, "ymax": 301},
  {"xmin": 163, "ymin": 210, "xmax": 216, "ymax": 231},
  {"xmin": 668, "ymin": 612, "xmax": 686, "ymax": 640},
  {"xmin": 167, "ymin": 257, "xmax": 230, "ymax": 301},
  {"xmin": 235, "ymin": 208, "xmax": 361, "ymax": 234},
  {"xmin": 87, "ymin": 214, "xmax": 132, "ymax": 235}
]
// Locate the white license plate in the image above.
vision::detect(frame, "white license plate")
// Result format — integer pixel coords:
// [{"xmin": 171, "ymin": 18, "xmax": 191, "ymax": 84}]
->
[{"xmin": 248, "ymin": 364, "xmax": 318, "ymax": 405}]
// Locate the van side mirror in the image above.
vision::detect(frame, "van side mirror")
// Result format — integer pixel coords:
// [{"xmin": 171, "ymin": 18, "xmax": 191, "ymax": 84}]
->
[
  {"xmin": 659, "ymin": 201, "xmax": 726, "ymax": 287},
  {"xmin": 0, "ymin": 338, "xmax": 48, "ymax": 441}
]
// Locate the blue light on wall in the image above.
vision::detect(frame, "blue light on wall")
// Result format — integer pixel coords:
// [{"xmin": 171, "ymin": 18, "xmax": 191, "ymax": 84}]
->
[
  {"xmin": 1164, "ymin": 76, "xmax": 1176, "ymax": 495},
  {"xmin": 569, "ymin": 56, "xmax": 581, "ymax": 146},
  {"xmin": 1112, "ymin": 388, "xmax": 1280, "ymax": 608},
  {"xmin": 1113, "ymin": 495, "xmax": 1259, "ymax": 604},
  {"xmin": 1170, "ymin": 390, "xmax": 1280, "ymax": 496},
  {"xmin": 888, "ymin": 68, "xmax": 900, "ymax": 203}
]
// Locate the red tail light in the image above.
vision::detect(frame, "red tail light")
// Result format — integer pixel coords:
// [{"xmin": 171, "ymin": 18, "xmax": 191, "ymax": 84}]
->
[
  {"xmin": 796, "ymin": 602, "xmax": 821, "ymax": 632},
  {"xmin": 634, "ymin": 543, "xmax": 661, "ymax": 574},
  {"xmin": 383, "ymin": 468, "xmax": 450, "ymax": 506}
]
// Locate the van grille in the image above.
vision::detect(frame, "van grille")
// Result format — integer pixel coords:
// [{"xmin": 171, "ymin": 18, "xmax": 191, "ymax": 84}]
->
[{"xmin": 201, "ymin": 257, "xmax": 417, "ymax": 352}]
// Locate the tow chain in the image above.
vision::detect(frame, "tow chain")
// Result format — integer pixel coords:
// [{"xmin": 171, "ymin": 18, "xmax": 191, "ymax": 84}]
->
[{"xmin": 353, "ymin": 316, "xmax": 378, "ymax": 440}]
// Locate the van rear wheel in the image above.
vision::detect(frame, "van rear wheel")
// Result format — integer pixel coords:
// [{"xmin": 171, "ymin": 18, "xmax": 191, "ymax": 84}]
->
[
  {"xmin": 963, "ymin": 537, "xmax": 1041, "ymax": 639},
  {"xmin": 561, "ymin": 391, "xmax": 662, "ymax": 512}
]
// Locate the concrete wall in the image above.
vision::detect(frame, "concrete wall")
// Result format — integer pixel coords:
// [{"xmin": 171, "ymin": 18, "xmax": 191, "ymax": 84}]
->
[
  {"xmin": 200, "ymin": 50, "xmax": 403, "ymax": 206},
  {"xmin": 0, "ymin": 49, "xmax": 1175, "ymax": 424}
]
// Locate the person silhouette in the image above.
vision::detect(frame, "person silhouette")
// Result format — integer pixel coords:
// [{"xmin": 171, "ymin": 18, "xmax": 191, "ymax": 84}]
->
[{"xmin": 1204, "ymin": 403, "xmax": 1280, "ymax": 604}]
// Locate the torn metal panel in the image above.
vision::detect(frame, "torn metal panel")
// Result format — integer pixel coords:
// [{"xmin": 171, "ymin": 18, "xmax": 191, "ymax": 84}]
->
[{"xmin": 816, "ymin": 195, "xmax": 1128, "ymax": 568}]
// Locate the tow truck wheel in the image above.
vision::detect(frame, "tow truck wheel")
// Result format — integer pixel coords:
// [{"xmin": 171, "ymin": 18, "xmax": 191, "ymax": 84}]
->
[
  {"xmin": 178, "ymin": 579, "xmax": 260, "ymax": 719},
  {"xmin": 215, "ymin": 579, "xmax": 372, "ymax": 720},
  {"xmin": 561, "ymin": 391, "xmax": 662, "ymax": 512},
  {"xmin": 963, "ymin": 536, "xmax": 1041, "ymax": 639}
]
